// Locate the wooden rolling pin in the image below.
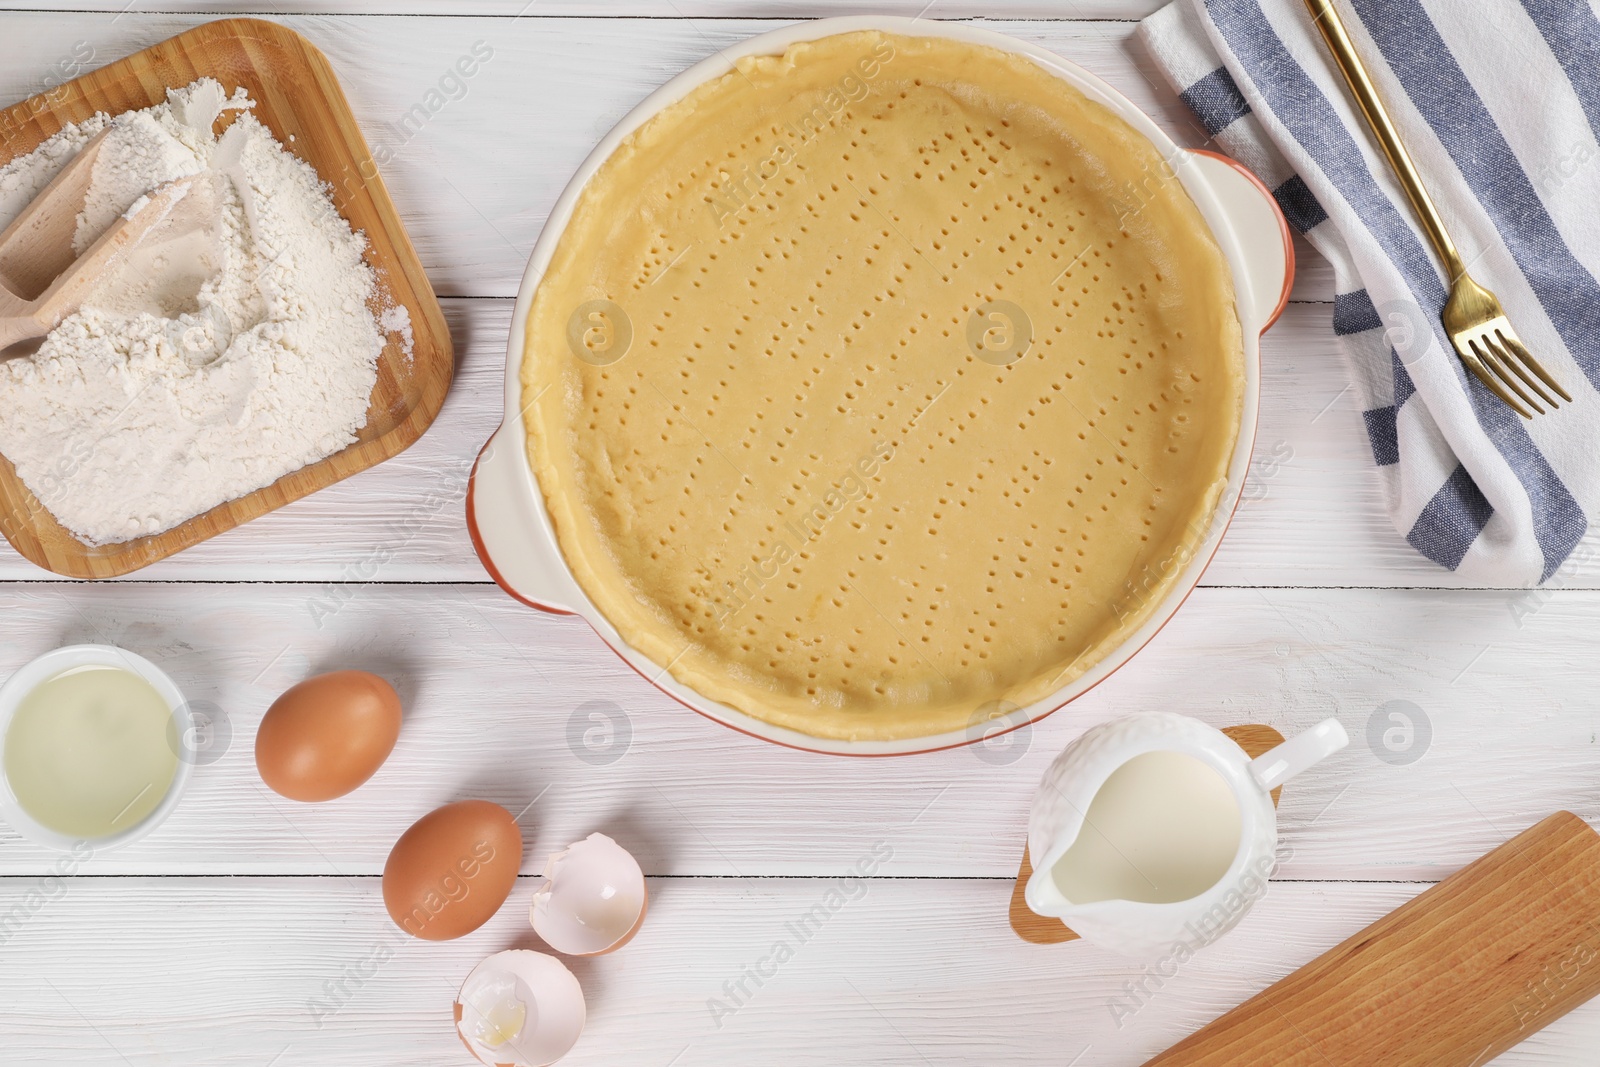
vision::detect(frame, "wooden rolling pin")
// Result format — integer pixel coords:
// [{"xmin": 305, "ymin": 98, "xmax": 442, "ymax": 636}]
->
[{"xmin": 1145, "ymin": 811, "xmax": 1600, "ymax": 1066}]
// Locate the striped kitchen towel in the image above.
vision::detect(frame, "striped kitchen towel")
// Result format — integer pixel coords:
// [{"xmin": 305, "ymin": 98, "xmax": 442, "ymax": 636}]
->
[{"xmin": 1140, "ymin": 0, "xmax": 1600, "ymax": 584}]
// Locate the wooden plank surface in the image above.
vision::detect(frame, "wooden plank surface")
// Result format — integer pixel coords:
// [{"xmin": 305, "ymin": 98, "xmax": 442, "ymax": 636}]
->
[
  {"xmin": 0, "ymin": 580, "xmax": 1591, "ymax": 881},
  {"xmin": 0, "ymin": 5, "xmax": 1591, "ymax": 1067},
  {"xmin": 3, "ymin": 876, "xmax": 1600, "ymax": 1067}
]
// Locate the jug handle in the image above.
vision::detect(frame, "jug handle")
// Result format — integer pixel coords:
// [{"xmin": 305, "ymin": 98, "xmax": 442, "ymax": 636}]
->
[{"xmin": 1249, "ymin": 718, "xmax": 1350, "ymax": 792}]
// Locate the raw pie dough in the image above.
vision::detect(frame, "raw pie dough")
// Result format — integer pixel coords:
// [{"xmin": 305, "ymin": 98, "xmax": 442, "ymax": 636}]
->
[{"xmin": 522, "ymin": 31, "xmax": 1245, "ymax": 741}]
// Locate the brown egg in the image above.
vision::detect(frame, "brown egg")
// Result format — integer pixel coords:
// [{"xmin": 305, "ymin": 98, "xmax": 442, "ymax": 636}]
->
[
  {"xmin": 255, "ymin": 670, "xmax": 402, "ymax": 802},
  {"xmin": 384, "ymin": 800, "xmax": 523, "ymax": 941}
]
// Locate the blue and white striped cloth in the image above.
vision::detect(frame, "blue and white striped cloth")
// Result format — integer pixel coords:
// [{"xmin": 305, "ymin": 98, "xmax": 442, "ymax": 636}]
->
[{"xmin": 1141, "ymin": 0, "xmax": 1600, "ymax": 584}]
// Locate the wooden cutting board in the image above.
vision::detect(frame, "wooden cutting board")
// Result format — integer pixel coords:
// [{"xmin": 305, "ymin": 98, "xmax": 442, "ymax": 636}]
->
[
  {"xmin": 1144, "ymin": 810, "xmax": 1600, "ymax": 1066},
  {"xmin": 1009, "ymin": 723, "xmax": 1284, "ymax": 945},
  {"xmin": 0, "ymin": 19, "xmax": 452, "ymax": 578}
]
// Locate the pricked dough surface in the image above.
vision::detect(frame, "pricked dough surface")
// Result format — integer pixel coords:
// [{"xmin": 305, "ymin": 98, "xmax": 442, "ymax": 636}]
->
[{"xmin": 522, "ymin": 31, "xmax": 1245, "ymax": 741}]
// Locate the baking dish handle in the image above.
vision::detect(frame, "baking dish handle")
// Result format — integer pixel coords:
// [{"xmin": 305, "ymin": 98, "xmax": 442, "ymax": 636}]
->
[
  {"xmin": 1186, "ymin": 149, "xmax": 1294, "ymax": 334},
  {"xmin": 466, "ymin": 423, "xmax": 585, "ymax": 616}
]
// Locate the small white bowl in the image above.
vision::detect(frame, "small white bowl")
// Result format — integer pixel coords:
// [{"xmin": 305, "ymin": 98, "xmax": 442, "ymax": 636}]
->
[{"xmin": 0, "ymin": 644, "xmax": 193, "ymax": 852}]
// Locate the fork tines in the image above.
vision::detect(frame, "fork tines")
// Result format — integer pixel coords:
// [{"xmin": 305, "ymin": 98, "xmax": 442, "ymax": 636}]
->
[{"xmin": 1460, "ymin": 321, "xmax": 1572, "ymax": 418}]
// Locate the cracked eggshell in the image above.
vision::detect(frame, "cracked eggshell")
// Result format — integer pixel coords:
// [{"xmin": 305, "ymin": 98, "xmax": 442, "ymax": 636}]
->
[
  {"xmin": 530, "ymin": 832, "xmax": 648, "ymax": 956},
  {"xmin": 455, "ymin": 950, "xmax": 584, "ymax": 1067}
]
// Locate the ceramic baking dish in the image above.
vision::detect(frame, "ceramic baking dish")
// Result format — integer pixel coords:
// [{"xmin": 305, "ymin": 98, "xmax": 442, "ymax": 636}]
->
[{"xmin": 468, "ymin": 15, "xmax": 1292, "ymax": 756}]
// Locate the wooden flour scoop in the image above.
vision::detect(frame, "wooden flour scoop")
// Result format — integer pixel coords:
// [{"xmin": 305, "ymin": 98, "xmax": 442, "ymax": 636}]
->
[{"xmin": 0, "ymin": 128, "xmax": 194, "ymax": 354}]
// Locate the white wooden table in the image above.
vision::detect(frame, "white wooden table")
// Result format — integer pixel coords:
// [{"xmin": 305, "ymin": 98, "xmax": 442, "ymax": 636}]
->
[{"xmin": 2, "ymin": 3, "xmax": 1597, "ymax": 1064}]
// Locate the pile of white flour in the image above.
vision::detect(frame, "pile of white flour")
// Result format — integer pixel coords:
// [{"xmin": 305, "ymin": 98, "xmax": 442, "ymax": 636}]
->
[{"xmin": 0, "ymin": 79, "xmax": 401, "ymax": 545}]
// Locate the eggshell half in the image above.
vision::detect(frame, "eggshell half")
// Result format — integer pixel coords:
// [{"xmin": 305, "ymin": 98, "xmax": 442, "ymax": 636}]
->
[
  {"xmin": 384, "ymin": 800, "xmax": 523, "ymax": 940},
  {"xmin": 530, "ymin": 833, "xmax": 648, "ymax": 956},
  {"xmin": 255, "ymin": 670, "xmax": 402, "ymax": 802},
  {"xmin": 455, "ymin": 950, "xmax": 585, "ymax": 1067}
]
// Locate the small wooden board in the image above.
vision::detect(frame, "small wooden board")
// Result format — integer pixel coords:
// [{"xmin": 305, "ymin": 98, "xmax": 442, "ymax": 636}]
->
[
  {"xmin": 1009, "ymin": 723, "xmax": 1285, "ymax": 945},
  {"xmin": 0, "ymin": 18, "xmax": 452, "ymax": 578},
  {"xmin": 1144, "ymin": 811, "xmax": 1600, "ymax": 1066}
]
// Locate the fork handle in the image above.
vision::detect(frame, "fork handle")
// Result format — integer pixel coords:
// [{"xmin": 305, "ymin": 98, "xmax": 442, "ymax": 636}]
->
[{"xmin": 1303, "ymin": 0, "xmax": 1467, "ymax": 282}]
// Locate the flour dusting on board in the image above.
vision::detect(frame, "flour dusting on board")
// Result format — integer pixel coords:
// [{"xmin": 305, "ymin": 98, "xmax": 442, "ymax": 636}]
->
[{"xmin": 0, "ymin": 79, "xmax": 410, "ymax": 545}]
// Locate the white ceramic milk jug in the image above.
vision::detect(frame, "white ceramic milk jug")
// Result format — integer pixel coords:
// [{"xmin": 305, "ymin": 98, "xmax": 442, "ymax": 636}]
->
[{"xmin": 1025, "ymin": 712, "xmax": 1348, "ymax": 957}]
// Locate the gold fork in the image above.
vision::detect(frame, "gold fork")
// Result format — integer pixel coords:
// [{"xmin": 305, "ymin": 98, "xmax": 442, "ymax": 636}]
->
[{"xmin": 1304, "ymin": 0, "xmax": 1571, "ymax": 418}]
